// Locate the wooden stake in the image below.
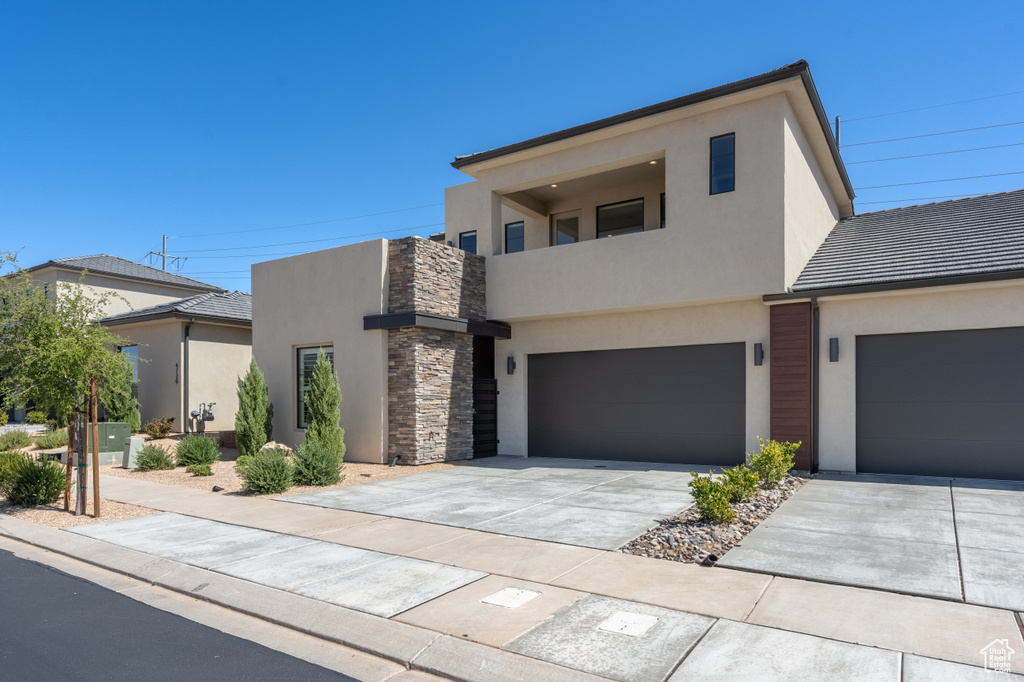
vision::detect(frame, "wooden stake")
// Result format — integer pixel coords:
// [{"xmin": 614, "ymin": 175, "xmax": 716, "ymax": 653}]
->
[
  {"xmin": 64, "ymin": 409, "xmax": 75, "ymax": 512},
  {"xmin": 76, "ymin": 397, "xmax": 86, "ymax": 516},
  {"xmin": 91, "ymin": 377, "xmax": 100, "ymax": 518}
]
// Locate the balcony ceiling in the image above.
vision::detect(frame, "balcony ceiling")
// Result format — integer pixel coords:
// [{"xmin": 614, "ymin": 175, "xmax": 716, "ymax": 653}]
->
[{"xmin": 520, "ymin": 159, "xmax": 665, "ymax": 204}]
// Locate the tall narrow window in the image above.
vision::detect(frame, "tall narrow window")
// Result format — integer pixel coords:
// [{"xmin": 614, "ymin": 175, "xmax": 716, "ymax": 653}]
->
[
  {"xmin": 459, "ymin": 230, "xmax": 477, "ymax": 254},
  {"xmin": 710, "ymin": 133, "xmax": 735, "ymax": 194},
  {"xmin": 597, "ymin": 198, "xmax": 645, "ymax": 238},
  {"xmin": 504, "ymin": 221, "xmax": 524, "ymax": 253},
  {"xmin": 297, "ymin": 346, "xmax": 334, "ymax": 428},
  {"xmin": 660, "ymin": 193, "xmax": 666, "ymax": 229}
]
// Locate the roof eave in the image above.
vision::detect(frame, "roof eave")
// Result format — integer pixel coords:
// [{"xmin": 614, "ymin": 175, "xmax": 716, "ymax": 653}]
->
[
  {"xmin": 764, "ymin": 269, "xmax": 1024, "ymax": 301},
  {"xmin": 101, "ymin": 311, "xmax": 251, "ymax": 328},
  {"xmin": 28, "ymin": 261, "xmax": 226, "ymax": 294}
]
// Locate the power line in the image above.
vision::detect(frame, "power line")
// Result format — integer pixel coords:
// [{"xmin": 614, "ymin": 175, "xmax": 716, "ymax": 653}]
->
[
  {"xmin": 856, "ymin": 170, "xmax": 1024, "ymax": 190},
  {"xmin": 857, "ymin": 193, "xmax": 977, "ymax": 205},
  {"xmin": 172, "ymin": 222, "xmax": 443, "ymax": 254},
  {"xmin": 168, "ymin": 202, "xmax": 443, "ymax": 239},
  {"xmin": 846, "ymin": 141, "xmax": 1024, "ymax": 164},
  {"xmin": 843, "ymin": 89, "xmax": 1024, "ymax": 123},
  {"xmin": 842, "ymin": 121, "xmax": 1024, "ymax": 147}
]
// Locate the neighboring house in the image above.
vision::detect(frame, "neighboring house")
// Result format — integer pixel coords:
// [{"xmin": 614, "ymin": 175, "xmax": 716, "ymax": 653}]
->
[
  {"xmin": 28, "ymin": 254, "xmax": 226, "ymax": 317},
  {"xmin": 100, "ymin": 292, "xmax": 253, "ymax": 434},
  {"xmin": 254, "ymin": 60, "xmax": 1024, "ymax": 482}
]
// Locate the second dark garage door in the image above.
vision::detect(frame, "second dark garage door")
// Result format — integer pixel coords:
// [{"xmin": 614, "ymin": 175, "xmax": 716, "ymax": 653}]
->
[
  {"xmin": 527, "ymin": 343, "xmax": 746, "ymax": 464},
  {"xmin": 857, "ymin": 327, "xmax": 1024, "ymax": 480}
]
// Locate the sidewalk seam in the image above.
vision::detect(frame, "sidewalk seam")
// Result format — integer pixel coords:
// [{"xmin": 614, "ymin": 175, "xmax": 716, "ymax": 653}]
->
[
  {"xmin": 741, "ymin": 574, "xmax": 774, "ymax": 621},
  {"xmin": 948, "ymin": 483, "xmax": 967, "ymax": 602}
]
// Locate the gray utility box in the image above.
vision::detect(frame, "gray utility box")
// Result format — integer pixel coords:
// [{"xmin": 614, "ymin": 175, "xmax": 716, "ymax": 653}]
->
[{"xmin": 123, "ymin": 437, "xmax": 144, "ymax": 469}]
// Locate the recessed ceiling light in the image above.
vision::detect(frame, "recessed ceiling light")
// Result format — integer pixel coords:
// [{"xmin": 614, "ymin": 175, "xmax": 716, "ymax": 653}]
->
[
  {"xmin": 650, "ymin": 160, "xmax": 658, "ymax": 165},
  {"xmin": 550, "ymin": 184, "xmax": 557, "ymax": 188}
]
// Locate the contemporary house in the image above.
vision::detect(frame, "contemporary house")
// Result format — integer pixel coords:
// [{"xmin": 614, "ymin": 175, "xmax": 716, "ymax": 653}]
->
[
  {"xmin": 253, "ymin": 61, "xmax": 1024, "ymax": 481},
  {"xmin": 100, "ymin": 292, "xmax": 253, "ymax": 434}
]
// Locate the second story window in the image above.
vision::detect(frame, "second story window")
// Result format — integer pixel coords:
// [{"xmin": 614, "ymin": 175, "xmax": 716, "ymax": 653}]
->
[
  {"xmin": 505, "ymin": 222, "xmax": 524, "ymax": 254},
  {"xmin": 710, "ymin": 133, "xmax": 735, "ymax": 194},
  {"xmin": 597, "ymin": 198, "xmax": 644, "ymax": 238},
  {"xmin": 459, "ymin": 230, "xmax": 477, "ymax": 254}
]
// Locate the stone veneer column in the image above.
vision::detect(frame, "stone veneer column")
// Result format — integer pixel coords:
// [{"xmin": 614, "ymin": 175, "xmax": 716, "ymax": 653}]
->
[{"xmin": 386, "ymin": 237, "xmax": 485, "ymax": 464}]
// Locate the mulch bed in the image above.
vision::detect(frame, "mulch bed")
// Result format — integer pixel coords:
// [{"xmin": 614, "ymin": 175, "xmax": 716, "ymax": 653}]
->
[{"xmin": 619, "ymin": 473, "xmax": 810, "ymax": 564}]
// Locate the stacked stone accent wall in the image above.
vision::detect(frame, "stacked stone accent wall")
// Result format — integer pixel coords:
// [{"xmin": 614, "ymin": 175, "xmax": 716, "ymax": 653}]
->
[{"xmin": 386, "ymin": 237, "xmax": 485, "ymax": 464}]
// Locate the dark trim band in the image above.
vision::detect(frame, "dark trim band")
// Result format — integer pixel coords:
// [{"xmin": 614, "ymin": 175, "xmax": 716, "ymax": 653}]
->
[
  {"xmin": 764, "ymin": 269, "xmax": 1024, "ymax": 302},
  {"xmin": 101, "ymin": 312, "xmax": 252, "ymax": 328},
  {"xmin": 364, "ymin": 311, "xmax": 512, "ymax": 339}
]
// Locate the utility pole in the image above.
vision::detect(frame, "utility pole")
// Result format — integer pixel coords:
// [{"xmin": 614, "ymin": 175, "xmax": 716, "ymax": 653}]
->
[
  {"xmin": 147, "ymin": 235, "xmax": 187, "ymax": 271},
  {"xmin": 835, "ymin": 115, "xmax": 841, "ymax": 147}
]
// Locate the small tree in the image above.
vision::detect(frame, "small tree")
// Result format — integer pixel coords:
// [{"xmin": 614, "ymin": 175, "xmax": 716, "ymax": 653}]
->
[
  {"xmin": 304, "ymin": 349, "xmax": 344, "ymax": 462},
  {"xmin": 235, "ymin": 358, "xmax": 273, "ymax": 458},
  {"xmin": 100, "ymin": 354, "xmax": 141, "ymax": 432}
]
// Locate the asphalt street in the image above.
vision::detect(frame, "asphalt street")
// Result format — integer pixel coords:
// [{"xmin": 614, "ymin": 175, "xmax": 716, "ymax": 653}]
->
[{"xmin": 0, "ymin": 547, "xmax": 357, "ymax": 681}]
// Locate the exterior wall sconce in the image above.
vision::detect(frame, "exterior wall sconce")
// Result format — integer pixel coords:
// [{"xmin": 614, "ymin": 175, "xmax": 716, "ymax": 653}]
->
[
  {"xmin": 753, "ymin": 343, "xmax": 764, "ymax": 366},
  {"xmin": 507, "ymin": 356, "xmax": 516, "ymax": 375},
  {"xmin": 829, "ymin": 337, "xmax": 839, "ymax": 362}
]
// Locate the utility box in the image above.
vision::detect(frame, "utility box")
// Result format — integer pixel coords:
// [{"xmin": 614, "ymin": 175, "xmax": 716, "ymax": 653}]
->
[
  {"xmin": 97, "ymin": 423, "xmax": 131, "ymax": 464},
  {"xmin": 122, "ymin": 437, "xmax": 144, "ymax": 469}
]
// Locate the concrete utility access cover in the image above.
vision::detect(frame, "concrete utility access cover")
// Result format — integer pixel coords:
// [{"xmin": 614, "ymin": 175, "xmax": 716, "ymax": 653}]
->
[{"xmin": 281, "ymin": 457, "xmax": 701, "ymax": 550}]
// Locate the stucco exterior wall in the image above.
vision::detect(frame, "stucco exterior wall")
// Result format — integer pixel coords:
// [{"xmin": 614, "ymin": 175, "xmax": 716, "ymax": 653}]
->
[
  {"xmin": 816, "ymin": 280, "xmax": 1024, "ymax": 473},
  {"xmin": 496, "ymin": 297, "xmax": 771, "ymax": 457},
  {"xmin": 252, "ymin": 240, "xmax": 389, "ymax": 462},
  {"xmin": 187, "ymin": 323, "xmax": 253, "ymax": 435},
  {"xmin": 33, "ymin": 269, "xmax": 205, "ymax": 317},
  {"xmin": 117, "ymin": 319, "xmax": 185, "ymax": 428}
]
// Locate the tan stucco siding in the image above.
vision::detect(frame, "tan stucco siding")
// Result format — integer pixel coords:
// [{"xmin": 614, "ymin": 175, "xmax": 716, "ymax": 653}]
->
[
  {"xmin": 816, "ymin": 280, "xmax": 1024, "ymax": 473},
  {"xmin": 33, "ymin": 269, "xmax": 205, "ymax": 317},
  {"xmin": 496, "ymin": 298, "xmax": 770, "ymax": 457},
  {"xmin": 252, "ymin": 240, "xmax": 390, "ymax": 462},
  {"xmin": 116, "ymin": 320, "xmax": 185, "ymax": 428},
  {"xmin": 782, "ymin": 99, "xmax": 841, "ymax": 289},
  {"xmin": 187, "ymin": 324, "xmax": 253, "ymax": 434}
]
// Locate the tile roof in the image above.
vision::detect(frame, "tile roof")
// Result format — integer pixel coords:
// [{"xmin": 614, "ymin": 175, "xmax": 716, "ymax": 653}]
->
[
  {"xmin": 791, "ymin": 189, "xmax": 1024, "ymax": 292},
  {"xmin": 31, "ymin": 254, "xmax": 225, "ymax": 293},
  {"xmin": 100, "ymin": 291, "xmax": 251, "ymax": 326}
]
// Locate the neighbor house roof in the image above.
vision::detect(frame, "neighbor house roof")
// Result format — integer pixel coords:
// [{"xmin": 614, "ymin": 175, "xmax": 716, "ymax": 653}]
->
[
  {"xmin": 451, "ymin": 60, "xmax": 853, "ymax": 201},
  {"xmin": 100, "ymin": 291, "xmax": 251, "ymax": 327},
  {"xmin": 28, "ymin": 254, "xmax": 226, "ymax": 293},
  {"xmin": 788, "ymin": 189, "xmax": 1024, "ymax": 294}
]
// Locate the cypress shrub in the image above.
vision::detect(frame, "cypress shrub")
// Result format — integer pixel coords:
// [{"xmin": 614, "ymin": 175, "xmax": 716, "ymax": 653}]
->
[
  {"xmin": 304, "ymin": 349, "xmax": 345, "ymax": 463},
  {"xmin": 235, "ymin": 358, "xmax": 273, "ymax": 458},
  {"xmin": 293, "ymin": 440, "xmax": 342, "ymax": 487}
]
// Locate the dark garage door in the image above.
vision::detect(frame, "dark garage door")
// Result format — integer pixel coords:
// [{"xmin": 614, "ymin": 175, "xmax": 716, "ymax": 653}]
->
[
  {"xmin": 857, "ymin": 327, "xmax": 1024, "ymax": 481},
  {"xmin": 527, "ymin": 343, "xmax": 746, "ymax": 464}
]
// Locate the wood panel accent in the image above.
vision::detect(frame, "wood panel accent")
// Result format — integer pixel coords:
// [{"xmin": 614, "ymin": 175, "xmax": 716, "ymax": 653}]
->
[{"xmin": 770, "ymin": 302, "xmax": 813, "ymax": 470}]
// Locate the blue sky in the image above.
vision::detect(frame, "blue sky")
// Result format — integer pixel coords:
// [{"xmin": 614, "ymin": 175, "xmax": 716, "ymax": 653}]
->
[{"xmin": 2, "ymin": 1, "xmax": 1022, "ymax": 292}]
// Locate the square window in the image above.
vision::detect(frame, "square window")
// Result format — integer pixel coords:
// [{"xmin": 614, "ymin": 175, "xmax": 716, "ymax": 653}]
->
[
  {"xmin": 597, "ymin": 198, "xmax": 644, "ymax": 238},
  {"xmin": 459, "ymin": 230, "xmax": 477, "ymax": 254},
  {"xmin": 297, "ymin": 346, "xmax": 334, "ymax": 429},
  {"xmin": 710, "ymin": 133, "xmax": 735, "ymax": 195},
  {"xmin": 505, "ymin": 222, "xmax": 524, "ymax": 254}
]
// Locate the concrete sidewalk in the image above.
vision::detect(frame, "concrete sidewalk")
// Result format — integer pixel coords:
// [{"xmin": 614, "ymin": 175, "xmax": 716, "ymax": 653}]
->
[{"xmin": 3, "ymin": 473, "xmax": 1018, "ymax": 681}]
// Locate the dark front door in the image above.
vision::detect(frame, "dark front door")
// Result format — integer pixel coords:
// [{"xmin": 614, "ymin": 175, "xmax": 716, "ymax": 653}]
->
[
  {"xmin": 527, "ymin": 343, "xmax": 746, "ymax": 464},
  {"xmin": 857, "ymin": 327, "xmax": 1024, "ymax": 480},
  {"xmin": 473, "ymin": 336, "xmax": 498, "ymax": 457}
]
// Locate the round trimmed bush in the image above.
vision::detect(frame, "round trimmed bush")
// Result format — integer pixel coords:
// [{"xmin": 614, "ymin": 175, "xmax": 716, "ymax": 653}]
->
[
  {"xmin": 186, "ymin": 463, "xmax": 213, "ymax": 477},
  {"xmin": 241, "ymin": 448, "xmax": 293, "ymax": 494},
  {"xmin": 175, "ymin": 435, "xmax": 220, "ymax": 467},
  {"xmin": 135, "ymin": 444, "xmax": 175, "ymax": 470},
  {"xmin": 293, "ymin": 440, "xmax": 342, "ymax": 487},
  {"xmin": 6, "ymin": 458, "xmax": 66, "ymax": 507}
]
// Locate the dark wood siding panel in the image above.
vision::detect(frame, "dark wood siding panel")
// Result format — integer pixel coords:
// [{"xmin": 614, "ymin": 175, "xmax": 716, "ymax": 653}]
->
[{"xmin": 770, "ymin": 302, "xmax": 813, "ymax": 470}]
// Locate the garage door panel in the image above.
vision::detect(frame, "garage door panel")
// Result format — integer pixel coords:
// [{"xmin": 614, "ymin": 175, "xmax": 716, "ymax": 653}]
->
[
  {"xmin": 857, "ymin": 327, "xmax": 1024, "ymax": 481},
  {"xmin": 528, "ymin": 344, "xmax": 745, "ymax": 464}
]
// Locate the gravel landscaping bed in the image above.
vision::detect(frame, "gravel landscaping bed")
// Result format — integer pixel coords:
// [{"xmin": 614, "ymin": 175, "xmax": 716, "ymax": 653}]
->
[
  {"xmin": 0, "ymin": 496, "xmax": 157, "ymax": 528},
  {"xmin": 619, "ymin": 473, "xmax": 810, "ymax": 564}
]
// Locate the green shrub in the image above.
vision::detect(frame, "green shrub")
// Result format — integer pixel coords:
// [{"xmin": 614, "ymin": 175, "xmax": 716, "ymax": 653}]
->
[
  {"xmin": 748, "ymin": 437, "xmax": 800, "ymax": 489},
  {"xmin": 143, "ymin": 417, "xmax": 175, "ymax": 439},
  {"xmin": 720, "ymin": 464, "xmax": 759, "ymax": 503},
  {"xmin": 186, "ymin": 463, "xmax": 213, "ymax": 476},
  {"xmin": 25, "ymin": 410, "xmax": 48, "ymax": 425},
  {"xmin": 240, "ymin": 448, "xmax": 293, "ymax": 494},
  {"xmin": 304, "ymin": 349, "xmax": 345, "ymax": 463},
  {"xmin": 6, "ymin": 458, "xmax": 66, "ymax": 506},
  {"xmin": 688, "ymin": 473, "xmax": 736, "ymax": 524},
  {"xmin": 0, "ymin": 412, "xmax": 8, "ymax": 426},
  {"xmin": 175, "ymin": 435, "xmax": 220, "ymax": 467},
  {"xmin": 293, "ymin": 440, "xmax": 342, "ymax": 487},
  {"xmin": 100, "ymin": 355, "xmax": 142, "ymax": 432},
  {"xmin": 233, "ymin": 454, "xmax": 252, "ymax": 475},
  {"xmin": 135, "ymin": 444, "xmax": 175, "ymax": 470},
  {"xmin": 0, "ymin": 451, "xmax": 29, "ymax": 493},
  {"xmin": 235, "ymin": 358, "xmax": 273, "ymax": 458},
  {"xmin": 0, "ymin": 430, "xmax": 32, "ymax": 451},
  {"xmin": 34, "ymin": 429, "xmax": 69, "ymax": 450}
]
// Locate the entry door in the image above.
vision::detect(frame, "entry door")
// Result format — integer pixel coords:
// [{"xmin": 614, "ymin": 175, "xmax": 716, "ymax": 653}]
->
[
  {"xmin": 528, "ymin": 344, "xmax": 746, "ymax": 464},
  {"xmin": 551, "ymin": 211, "xmax": 580, "ymax": 246}
]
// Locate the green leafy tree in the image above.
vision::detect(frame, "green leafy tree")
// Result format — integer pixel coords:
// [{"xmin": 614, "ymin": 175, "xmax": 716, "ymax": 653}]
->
[
  {"xmin": 303, "ymin": 349, "xmax": 345, "ymax": 462},
  {"xmin": 100, "ymin": 354, "xmax": 141, "ymax": 432},
  {"xmin": 235, "ymin": 358, "xmax": 274, "ymax": 457}
]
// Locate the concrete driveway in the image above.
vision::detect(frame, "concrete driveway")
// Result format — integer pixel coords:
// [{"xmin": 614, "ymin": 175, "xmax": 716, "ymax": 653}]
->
[
  {"xmin": 281, "ymin": 457, "xmax": 700, "ymax": 550},
  {"xmin": 720, "ymin": 473, "xmax": 1024, "ymax": 611}
]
